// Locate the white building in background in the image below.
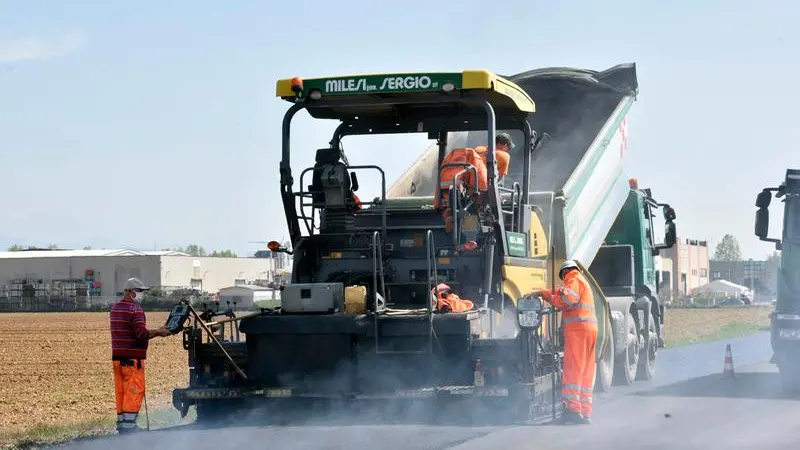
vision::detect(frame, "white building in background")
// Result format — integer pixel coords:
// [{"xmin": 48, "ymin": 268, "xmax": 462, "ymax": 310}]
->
[
  {"xmin": 0, "ymin": 249, "xmax": 276, "ymax": 305},
  {"xmin": 218, "ymin": 284, "xmax": 281, "ymax": 310}
]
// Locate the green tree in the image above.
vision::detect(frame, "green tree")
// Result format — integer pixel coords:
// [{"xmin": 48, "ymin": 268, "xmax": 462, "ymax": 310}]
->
[
  {"xmin": 210, "ymin": 249, "xmax": 237, "ymax": 258},
  {"xmin": 713, "ymin": 234, "xmax": 742, "ymax": 261},
  {"xmin": 173, "ymin": 244, "xmax": 207, "ymax": 256}
]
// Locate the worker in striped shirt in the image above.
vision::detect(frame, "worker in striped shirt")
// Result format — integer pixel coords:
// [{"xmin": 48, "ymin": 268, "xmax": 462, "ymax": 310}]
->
[{"xmin": 110, "ymin": 277, "xmax": 171, "ymax": 434}]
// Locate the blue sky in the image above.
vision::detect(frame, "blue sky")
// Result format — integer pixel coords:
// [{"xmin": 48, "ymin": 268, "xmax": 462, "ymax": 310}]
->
[{"xmin": 0, "ymin": 0, "xmax": 797, "ymax": 259}]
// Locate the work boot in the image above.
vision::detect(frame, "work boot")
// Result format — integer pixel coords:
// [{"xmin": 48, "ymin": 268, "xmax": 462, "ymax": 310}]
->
[
  {"xmin": 117, "ymin": 426, "xmax": 147, "ymax": 435},
  {"xmin": 556, "ymin": 409, "xmax": 583, "ymax": 425}
]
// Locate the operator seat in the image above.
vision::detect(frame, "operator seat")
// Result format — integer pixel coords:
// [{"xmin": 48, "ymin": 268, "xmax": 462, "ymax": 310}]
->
[
  {"xmin": 308, "ymin": 148, "xmax": 361, "ymax": 231},
  {"xmin": 309, "ymin": 148, "xmax": 352, "ymax": 207}
]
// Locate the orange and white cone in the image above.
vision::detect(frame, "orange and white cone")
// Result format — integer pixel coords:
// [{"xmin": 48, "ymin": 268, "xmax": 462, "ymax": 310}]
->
[{"xmin": 722, "ymin": 344, "xmax": 737, "ymax": 379}]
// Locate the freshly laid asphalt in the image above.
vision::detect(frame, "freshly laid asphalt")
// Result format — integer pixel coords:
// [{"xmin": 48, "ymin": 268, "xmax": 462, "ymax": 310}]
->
[{"xmin": 53, "ymin": 331, "xmax": 800, "ymax": 450}]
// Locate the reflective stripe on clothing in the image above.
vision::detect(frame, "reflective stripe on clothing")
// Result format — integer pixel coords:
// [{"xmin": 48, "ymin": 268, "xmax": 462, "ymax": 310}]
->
[
  {"xmin": 559, "ymin": 288, "xmax": 581, "ymax": 306},
  {"xmin": 116, "ymin": 412, "xmax": 139, "ymax": 430},
  {"xmin": 563, "ymin": 316, "xmax": 598, "ymax": 324}
]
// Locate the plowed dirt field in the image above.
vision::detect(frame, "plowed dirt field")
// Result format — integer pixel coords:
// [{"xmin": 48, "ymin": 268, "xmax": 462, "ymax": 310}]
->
[{"xmin": 0, "ymin": 312, "xmax": 186, "ymax": 438}]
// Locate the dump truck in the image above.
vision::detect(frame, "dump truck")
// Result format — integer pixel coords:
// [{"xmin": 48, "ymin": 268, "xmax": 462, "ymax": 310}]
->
[
  {"xmin": 754, "ymin": 168, "xmax": 800, "ymax": 392},
  {"xmin": 168, "ymin": 63, "xmax": 677, "ymax": 424}
]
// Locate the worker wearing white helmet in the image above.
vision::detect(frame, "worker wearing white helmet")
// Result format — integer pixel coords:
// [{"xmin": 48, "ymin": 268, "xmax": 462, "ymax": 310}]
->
[{"xmin": 531, "ymin": 259, "xmax": 598, "ymax": 425}]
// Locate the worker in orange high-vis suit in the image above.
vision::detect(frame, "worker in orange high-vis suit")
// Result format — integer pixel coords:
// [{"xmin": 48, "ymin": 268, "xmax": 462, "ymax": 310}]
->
[
  {"xmin": 533, "ymin": 259, "xmax": 597, "ymax": 425},
  {"xmin": 474, "ymin": 132, "xmax": 513, "ymax": 183},
  {"xmin": 109, "ymin": 278, "xmax": 172, "ymax": 434}
]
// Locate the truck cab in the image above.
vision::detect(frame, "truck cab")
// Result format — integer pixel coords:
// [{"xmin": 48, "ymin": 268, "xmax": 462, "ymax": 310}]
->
[{"xmin": 754, "ymin": 168, "xmax": 800, "ymax": 391}]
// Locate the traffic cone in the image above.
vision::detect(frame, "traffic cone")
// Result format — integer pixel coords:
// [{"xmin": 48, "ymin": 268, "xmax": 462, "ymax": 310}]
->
[{"xmin": 722, "ymin": 343, "xmax": 737, "ymax": 379}]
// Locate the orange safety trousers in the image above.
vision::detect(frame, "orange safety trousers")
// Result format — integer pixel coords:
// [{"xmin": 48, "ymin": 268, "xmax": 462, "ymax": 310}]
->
[
  {"xmin": 562, "ymin": 325, "xmax": 598, "ymax": 417},
  {"xmin": 113, "ymin": 359, "xmax": 146, "ymax": 431}
]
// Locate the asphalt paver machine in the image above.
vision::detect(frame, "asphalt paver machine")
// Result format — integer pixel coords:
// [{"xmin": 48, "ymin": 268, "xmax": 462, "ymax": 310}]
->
[{"xmin": 172, "ymin": 70, "xmax": 565, "ymax": 424}]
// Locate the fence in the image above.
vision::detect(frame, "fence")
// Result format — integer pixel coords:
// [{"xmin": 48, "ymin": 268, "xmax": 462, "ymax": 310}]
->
[{"xmin": 0, "ymin": 289, "xmax": 218, "ymax": 313}]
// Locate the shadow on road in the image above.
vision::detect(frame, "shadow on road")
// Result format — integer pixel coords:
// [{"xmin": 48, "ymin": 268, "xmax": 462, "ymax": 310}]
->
[{"xmin": 631, "ymin": 370, "xmax": 800, "ymax": 401}]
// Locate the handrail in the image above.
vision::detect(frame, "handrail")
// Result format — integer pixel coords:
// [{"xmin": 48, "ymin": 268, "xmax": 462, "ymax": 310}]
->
[
  {"xmin": 372, "ymin": 231, "xmax": 387, "ymax": 313},
  {"xmin": 438, "ymin": 162, "xmax": 478, "ymax": 249},
  {"xmin": 372, "ymin": 230, "xmax": 388, "ymax": 354},
  {"xmin": 373, "ymin": 230, "xmax": 435, "ymax": 355},
  {"xmin": 450, "ymin": 167, "xmax": 476, "ymax": 252},
  {"xmin": 297, "ymin": 164, "xmax": 387, "ymax": 239},
  {"xmin": 513, "ymin": 182, "xmax": 522, "ymax": 232},
  {"xmin": 498, "ymin": 181, "xmax": 523, "ymax": 233},
  {"xmin": 425, "ymin": 229, "xmax": 438, "ymax": 354}
]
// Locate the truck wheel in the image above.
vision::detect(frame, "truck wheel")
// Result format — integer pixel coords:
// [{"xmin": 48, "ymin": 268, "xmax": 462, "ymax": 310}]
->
[
  {"xmin": 636, "ymin": 311, "xmax": 657, "ymax": 381},
  {"xmin": 613, "ymin": 310, "xmax": 638, "ymax": 386},
  {"xmin": 595, "ymin": 334, "xmax": 613, "ymax": 392}
]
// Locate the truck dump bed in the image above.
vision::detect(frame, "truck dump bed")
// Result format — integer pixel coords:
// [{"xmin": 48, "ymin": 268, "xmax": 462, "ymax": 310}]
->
[{"xmin": 387, "ymin": 63, "xmax": 639, "ymax": 265}]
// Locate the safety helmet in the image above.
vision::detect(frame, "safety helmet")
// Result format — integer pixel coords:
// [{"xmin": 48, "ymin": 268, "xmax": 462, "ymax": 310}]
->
[{"xmin": 559, "ymin": 260, "xmax": 579, "ymax": 279}]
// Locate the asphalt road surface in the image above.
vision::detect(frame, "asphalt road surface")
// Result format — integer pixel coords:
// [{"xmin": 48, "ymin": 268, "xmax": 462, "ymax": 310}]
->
[{"xmin": 54, "ymin": 332, "xmax": 800, "ymax": 450}]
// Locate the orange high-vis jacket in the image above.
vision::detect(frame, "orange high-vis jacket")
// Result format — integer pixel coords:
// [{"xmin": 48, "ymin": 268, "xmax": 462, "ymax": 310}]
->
[
  {"xmin": 473, "ymin": 146, "xmax": 510, "ymax": 178},
  {"xmin": 540, "ymin": 269, "xmax": 597, "ymax": 330}
]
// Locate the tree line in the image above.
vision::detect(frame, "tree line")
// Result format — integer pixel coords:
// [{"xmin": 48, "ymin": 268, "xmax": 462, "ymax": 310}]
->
[{"xmin": 163, "ymin": 244, "xmax": 238, "ymax": 258}]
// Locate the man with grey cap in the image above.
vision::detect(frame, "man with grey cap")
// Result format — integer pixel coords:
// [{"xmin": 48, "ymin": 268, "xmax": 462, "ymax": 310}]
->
[{"xmin": 109, "ymin": 277, "xmax": 171, "ymax": 434}]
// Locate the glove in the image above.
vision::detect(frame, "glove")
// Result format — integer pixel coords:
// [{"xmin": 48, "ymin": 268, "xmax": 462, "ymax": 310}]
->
[{"xmin": 539, "ymin": 289, "xmax": 554, "ymax": 301}]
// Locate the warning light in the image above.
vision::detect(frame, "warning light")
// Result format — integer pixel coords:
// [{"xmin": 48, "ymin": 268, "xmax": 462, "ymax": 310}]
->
[
  {"xmin": 463, "ymin": 240, "xmax": 478, "ymax": 251},
  {"xmin": 290, "ymin": 77, "xmax": 304, "ymax": 95},
  {"xmin": 629, "ymin": 178, "xmax": 638, "ymax": 189},
  {"xmin": 267, "ymin": 241, "xmax": 281, "ymax": 252}
]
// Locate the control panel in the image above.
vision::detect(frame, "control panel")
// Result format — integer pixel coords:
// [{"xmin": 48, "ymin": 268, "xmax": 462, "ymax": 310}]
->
[{"xmin": 165, "ymin": 303, "xmax": 191, "ymax": 334}]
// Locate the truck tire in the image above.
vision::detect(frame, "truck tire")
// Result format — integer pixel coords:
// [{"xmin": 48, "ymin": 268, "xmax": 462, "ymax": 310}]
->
[
  {"xmin": 636, "ymin": 310, "xmax": 657, "ymax": 381},
  {"xmin": 613, "ymin": 309, "xmax": 639, "ymax": 386},
  {"xmin": 595, "ymin": 333, "xmax": 613, "ymax": 392}
]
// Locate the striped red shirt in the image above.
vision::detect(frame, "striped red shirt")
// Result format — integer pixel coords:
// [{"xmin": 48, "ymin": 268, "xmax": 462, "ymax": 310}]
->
[{"xmin": 110, "ymin": 298, "xmax": 149, "ymax": 360}]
